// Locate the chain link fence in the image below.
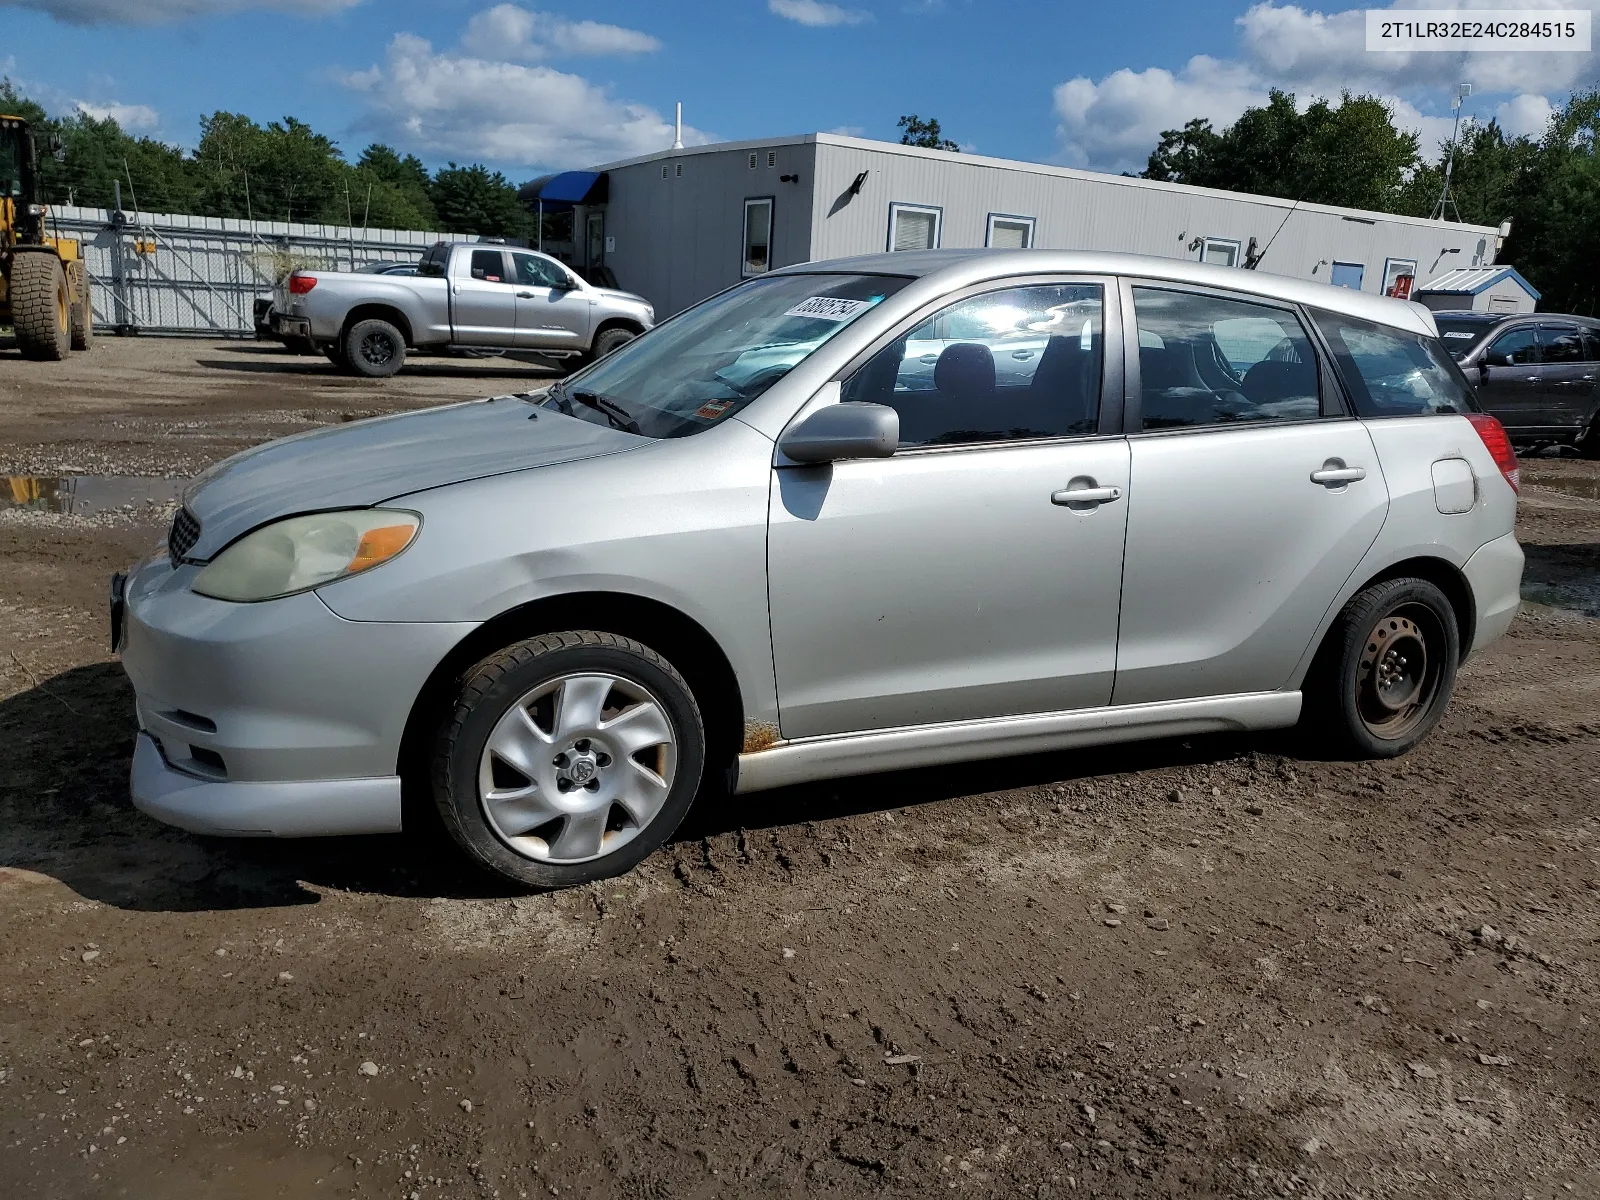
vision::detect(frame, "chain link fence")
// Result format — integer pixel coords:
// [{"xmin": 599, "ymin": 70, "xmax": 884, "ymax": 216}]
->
[{"xmin": 43, "ymin": 204, "xmax": 460, "ymax": 338}]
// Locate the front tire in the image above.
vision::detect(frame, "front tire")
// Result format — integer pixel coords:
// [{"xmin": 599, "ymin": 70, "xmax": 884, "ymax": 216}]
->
[
  {"xmin": 343, "ymin": 318, "xmax": 406, "ymax": 378},
  {"xmin": 1305, "ymin": 577, "xmax": 1459, "ymax": 758},
  {"xmin": 432, "ymin": 631, "xmax": 706, "ymax": 890},
  {"xmin": 587, "ymin": 326, "xmax": 637, "ymax": 363},
  {"xmin": 10, "ymin": 252, "xmax": 71, "ymax": 361}
]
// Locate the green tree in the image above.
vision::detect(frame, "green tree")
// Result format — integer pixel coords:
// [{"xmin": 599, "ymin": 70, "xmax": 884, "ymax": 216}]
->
[
  {"xmin": 897, "ymin": 114, "xmax": 959, "ymax": 151},
  {"xmin": 429, "ymin": 162, "xmax": 528, "ymax": 237},
  {"xmin": 1143, "ymin": 90, "xmax": 1419, "ymax": 211},
  {"xmin": 352, "ymin": 143, "xmax": 438, "ymax": 230}
]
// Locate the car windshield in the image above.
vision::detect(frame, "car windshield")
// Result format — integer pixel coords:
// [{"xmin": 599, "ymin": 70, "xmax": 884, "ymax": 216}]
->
[
  {"xmin": 1434, "ymin": 318, "xmax": 1501, "ymax": 359},
  {"xmin": 545, "ymin": 273, "xmax": 910, "ymax": 438}
]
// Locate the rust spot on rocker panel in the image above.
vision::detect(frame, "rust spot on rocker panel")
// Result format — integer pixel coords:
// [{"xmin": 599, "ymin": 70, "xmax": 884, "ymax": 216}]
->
[{"xmin": 741, "ymin": 721, "xmax": 782, "ymax": 754}]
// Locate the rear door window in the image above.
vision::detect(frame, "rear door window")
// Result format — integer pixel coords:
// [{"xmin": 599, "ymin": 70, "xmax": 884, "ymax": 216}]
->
[
  {"xmin": 1130, "ymin": 287, "xmax": 1320, "ymax": 429},
  {"xmin": 470, "ymin": 249, "xmax": 508, "ymax": 282},
  {"xmin": 1540, "ymin": 325, "xmax": 1587, "ymax": 364},
  {"xmin": 1312, "ymin": 310, "xmax": 1479, "ymax": 417}
]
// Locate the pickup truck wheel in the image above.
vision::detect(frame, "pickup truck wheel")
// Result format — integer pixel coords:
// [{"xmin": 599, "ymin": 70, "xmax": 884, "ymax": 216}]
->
[
  {"xmin": 344, "ymin": 318, "xmax": 406, "ymax": 378},
  {"xmin": 1302, "ymin": 577, "xmax": 1459, "ymax": 760},
  {"xmin": 587, "ymin": 326, "xmax": 637, "ymax": 364},
  {"xmin": 432, "ymin": 631, "xmax": 706, "ymax": 890}
]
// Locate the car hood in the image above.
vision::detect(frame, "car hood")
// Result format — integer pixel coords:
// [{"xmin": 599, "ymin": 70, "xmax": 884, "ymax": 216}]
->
[
  {"xmin": 180, "ymin": 397, "xmax": 640, "ymax": 560},
  {"xmin": 592, "ymin": 286, "xmax": 650, "ymax": 309}
]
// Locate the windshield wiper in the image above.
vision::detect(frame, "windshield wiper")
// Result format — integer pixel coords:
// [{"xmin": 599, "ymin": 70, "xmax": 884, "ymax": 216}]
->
[{"xmin": 572, "ymin": 389, "xmax": 643, "ymax": 435}]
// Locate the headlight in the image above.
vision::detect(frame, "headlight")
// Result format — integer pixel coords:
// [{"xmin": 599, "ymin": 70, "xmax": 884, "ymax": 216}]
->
[{"xmin": 192, "ymin": 509, "xmax": 419, "ymax": 602}]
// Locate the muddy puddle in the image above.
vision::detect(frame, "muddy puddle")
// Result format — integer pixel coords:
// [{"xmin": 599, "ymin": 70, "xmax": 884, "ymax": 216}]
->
[
  {"xmin": 2, "ymin": 475, "xmax": 184, "ymax": 517},
  {"xmin": 1522, "ymin": 471, "xmax": 1600, "ymax": 501}
]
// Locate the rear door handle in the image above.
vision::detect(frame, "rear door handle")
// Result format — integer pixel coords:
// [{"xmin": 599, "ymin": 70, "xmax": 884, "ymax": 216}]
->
[
  {"xmin": 1051, "ymin": 485, "xmax": 1122, "ymax": 506},
  {"xmin": 1310, "ymin": 466, "xmax": 1366, "ymax": 485}
]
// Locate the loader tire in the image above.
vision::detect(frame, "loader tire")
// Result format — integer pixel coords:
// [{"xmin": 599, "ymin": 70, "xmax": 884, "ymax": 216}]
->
[
  {"xmin": 11, "ymin": 252, "xmax": 71, "ymax": 361},
  {"xmin": 68, "ymin": 261, "xmax": 93, "ymax": 352}
]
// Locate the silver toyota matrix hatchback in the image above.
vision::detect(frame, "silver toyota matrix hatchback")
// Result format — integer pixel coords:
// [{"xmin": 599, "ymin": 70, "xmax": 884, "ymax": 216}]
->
[{"xmin": 116, "ymin": 250, "xmax": 1525, "ymax": 888}]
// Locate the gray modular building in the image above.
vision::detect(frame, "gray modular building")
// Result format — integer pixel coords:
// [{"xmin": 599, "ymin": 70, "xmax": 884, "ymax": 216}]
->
[{"xmin": 531, "ymin": 133, "xmax": 1503, "ymax": 319}]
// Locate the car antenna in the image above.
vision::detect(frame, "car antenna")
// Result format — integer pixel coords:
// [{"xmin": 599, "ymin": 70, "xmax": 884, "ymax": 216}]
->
[{"xmin": 1245, "ymin": 195, "xmax": 1302, "ymax": 270}]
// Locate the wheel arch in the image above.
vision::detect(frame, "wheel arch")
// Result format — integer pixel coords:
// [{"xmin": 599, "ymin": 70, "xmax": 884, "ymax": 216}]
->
[
  {"xmin": 591, "ymin": 316, "xmax": 645, "ymax": 345},
  {"xmin": 342, "ymin": 304, "xmax": 415, "ymax": 346},
  {"xmin": 1298, "ymin": 553, "xmax": 1477, "ymax": 692},
  {"xmin": 397, "ymin": 590, "xmax": 746, "ymax": 823}
]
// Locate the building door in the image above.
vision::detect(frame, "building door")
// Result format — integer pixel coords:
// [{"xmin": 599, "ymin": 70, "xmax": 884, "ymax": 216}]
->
[
  {"xmin": 1113, "ymin": 284, "xmax": 1388, "ymax": 705},
  {"xmin": 1477, "ymin": 325, "xmax": 1548, "ymax": 434},
  {"xmin": 767, "ymin": 280, "xmax": 1127, "ymax": 738},
  {"xmin": 450, "ymin": 248, "xmax": 518, "ymax": 346},
  {"xmin": 1537, "ymin": 324, "xmax": 1598, "ymax": 431},
  {"xmin": 585, "ymin": 212, "xmax": 605, "ymax": 272}
]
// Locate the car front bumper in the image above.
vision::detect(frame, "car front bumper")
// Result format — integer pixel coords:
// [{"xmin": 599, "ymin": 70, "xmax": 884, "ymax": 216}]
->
[{"xmin": 119, "ymin": 554, "xmax": 476, "ymax": 837}]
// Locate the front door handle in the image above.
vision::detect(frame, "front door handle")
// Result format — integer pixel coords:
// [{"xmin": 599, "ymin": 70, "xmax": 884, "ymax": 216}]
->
[
  {"xmin": 516, "ymin": 291, "xmax": 537, "ymax": 298},
  {"xmin": 1051, "ymin": 485, "xmax": 1122, "ymax": 506},
  {"xmin": 1311, "ymin": 465, "xmax": 1366, "ymax": 486}
]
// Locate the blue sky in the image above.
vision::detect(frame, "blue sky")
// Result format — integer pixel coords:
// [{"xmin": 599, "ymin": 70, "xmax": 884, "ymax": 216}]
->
[{"xmin": 1, "ymin": 0, "xmax": 1595, "ymax": 180}]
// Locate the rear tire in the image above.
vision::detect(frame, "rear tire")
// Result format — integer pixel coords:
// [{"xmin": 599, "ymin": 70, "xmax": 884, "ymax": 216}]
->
[
  {"xmin": 10, "ymin": 252, "xmax": 71, "ymax": 361},
  {"xmin": 1578, "ymin": 415, "xmax": 1600, "ymax": 460},
  {"xmin": 586, "ymin": 326, "xmax": 636, "ymax": 363},
  {"xmin": 432, "ymin": 631, "xmax": 706, "ymax": 890},
  {"xmin": 67, "ymin": 261, "xmax": 93, "ymax": 351},
  {"xmin": 1303, "ymin": 577, "xmax": 1459, "ymax": 759},
  {"xmin": 343, "ymin": 318, "xmax": 406, "ymax": 378}
]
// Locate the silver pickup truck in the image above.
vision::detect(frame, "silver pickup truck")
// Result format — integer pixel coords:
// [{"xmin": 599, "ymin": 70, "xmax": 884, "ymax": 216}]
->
[{"xmin": 271, "ymin": 241, "xmax": 655, "ymax": 378}]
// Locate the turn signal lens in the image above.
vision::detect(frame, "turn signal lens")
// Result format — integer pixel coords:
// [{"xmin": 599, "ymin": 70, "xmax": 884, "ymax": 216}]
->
[
  {"xmin": 192, "ymin": 509, "xmax": 419, "ymax": 602},
  {"xmin": 1465, "ymin": 413, "xmax": 1519, "ymax": 493}
]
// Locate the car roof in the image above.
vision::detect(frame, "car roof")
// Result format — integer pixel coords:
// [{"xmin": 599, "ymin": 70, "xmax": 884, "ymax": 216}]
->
[{"xmin": 774, "ymin": 248, "xmax": 1437, "ymax": 335}]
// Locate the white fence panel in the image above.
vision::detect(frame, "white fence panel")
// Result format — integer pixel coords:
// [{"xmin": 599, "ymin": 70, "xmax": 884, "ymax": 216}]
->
[{"xmin": 44, "ymin": 205, "xmax": 465, "ymax": 337}]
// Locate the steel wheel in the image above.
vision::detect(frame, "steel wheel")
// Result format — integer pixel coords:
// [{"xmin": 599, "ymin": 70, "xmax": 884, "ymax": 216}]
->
[{"xmin": 477, "ymin": 671, "xmax": 677, "ymax": 865}]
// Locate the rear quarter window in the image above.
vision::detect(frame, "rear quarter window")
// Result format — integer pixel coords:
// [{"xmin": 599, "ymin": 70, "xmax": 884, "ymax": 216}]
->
[{"xmin": 1311, "ymin": 310, "xmax": 1479, "ymax": 418}]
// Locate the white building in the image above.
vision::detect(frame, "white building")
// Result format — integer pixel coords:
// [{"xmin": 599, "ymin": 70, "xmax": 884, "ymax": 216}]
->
[{"xmin": 526, "ymin": 134, "xmax": 1504, "ymax": 319}]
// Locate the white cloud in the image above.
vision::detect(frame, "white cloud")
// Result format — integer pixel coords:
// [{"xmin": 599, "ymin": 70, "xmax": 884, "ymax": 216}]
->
[
  {"xmin": 768, "ymin": 0, "xmax": 868, "ymax": 28},
  {"xmin": 74, "ymin": 99, "xmax": 160, "ymax": 130},
  {"xmin": 1053, "ymin": 57, "xmax": 1267, "ymax": 172},
  {"xmin": 1495, "ymin": 92, "xmax": 1555, "ymax": 140},
  {"xmin": 460, "ymin": 5, "xmax": 660, "ymax": 60},
  {"xmin": 1054, "ymin": 1, "xmax": 1598, "ymax": 172},
  {"xmin": 343, "ymin": 32, "xmax": 711, "ymax": 171},
  {"xmin": 0, "ymin": 0, "xmax": 358, "ymax": 24}
]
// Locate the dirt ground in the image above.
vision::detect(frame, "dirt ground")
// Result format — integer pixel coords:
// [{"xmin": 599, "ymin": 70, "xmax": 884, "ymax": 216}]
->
[{"xmin": 1, "ymin": 336, "xmax": 1598, "ymax": 1200}]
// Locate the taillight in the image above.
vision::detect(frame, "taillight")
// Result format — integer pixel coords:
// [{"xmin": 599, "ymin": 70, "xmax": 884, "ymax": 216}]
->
[
  {"xmin": 288, "ymin": 274, "xmax": 317, "ymax": 295},
  {"xmin": 1466, "ymin": 413, "xmax": 1519, "ymax": 493}
]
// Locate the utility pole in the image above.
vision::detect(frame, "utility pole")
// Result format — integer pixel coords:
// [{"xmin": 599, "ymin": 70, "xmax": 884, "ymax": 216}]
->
[{"xmin": 1432, "ymin": 82, "xmax": 1471, "ymax": 222}]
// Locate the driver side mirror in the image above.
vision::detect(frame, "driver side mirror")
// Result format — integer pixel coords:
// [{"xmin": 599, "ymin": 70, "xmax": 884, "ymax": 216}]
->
[
  {"xmin": 779, "ymin": 398, "xmax": 899, "ymax": 464},
  {"xmin": 1483, "ymin": 348, "xmax": 1511, "ymax": 368}
]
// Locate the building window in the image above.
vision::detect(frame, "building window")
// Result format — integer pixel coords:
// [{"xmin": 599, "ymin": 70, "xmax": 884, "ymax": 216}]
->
[
  {"xmin": 888, "ymin": 202, "xmax": 941, "ymax": 252},
  {"xmin": 748, "ymin": 152, "xmax": 758, "ymax": 169},
  {"xmin": 1201, "ymin": 237, "xmax": 1241, "ymax": 267},
  {"xmin": 675, "ymin": 163, "xmax": 683, "ymax": 178},
  {"xmin": 767, "ymin": 150, "xmax": 777, "ymax": 168},
  {"xmin": 661, "ymin": 165, "xmax": 669, "ymax": 179},
  {"xmin": 743, "ymin": 197, "xmax": 774, "ymax": 277},
  {"xmin": 986, "ymin": 213, "xmax": 1035, "ymax": 249},
  {"xmin": 1330, "ymin": 261, "xmax": 1365, "ymax": 290},
  {"xmin": 1382, "ymin": 257, "xmax": 1417, "ymax": 298}
]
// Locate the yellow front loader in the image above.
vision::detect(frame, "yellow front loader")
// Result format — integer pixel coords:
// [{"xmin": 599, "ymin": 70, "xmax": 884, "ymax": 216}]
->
[{"xmin": 1, "ymin": 113, "xmax": 92, "ymax": 360}]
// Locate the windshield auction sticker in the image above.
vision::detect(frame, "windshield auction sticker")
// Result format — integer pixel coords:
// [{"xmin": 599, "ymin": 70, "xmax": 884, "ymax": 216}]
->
[
  {"xmin": 785, "ymin": 296, "xmax": 876, "ymax": 322},
  {"xmin": 1366, "ymin": 9, "xmax": 1589, "ymax": 51}
]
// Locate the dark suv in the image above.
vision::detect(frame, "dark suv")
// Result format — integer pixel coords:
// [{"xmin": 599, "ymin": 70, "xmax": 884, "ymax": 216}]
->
[{"xmin": 1436, "ymin": 311, "xmax": 1600, "ymax": 455}]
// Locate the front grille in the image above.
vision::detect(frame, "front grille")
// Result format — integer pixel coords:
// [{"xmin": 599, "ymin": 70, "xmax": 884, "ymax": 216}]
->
[{"xmin": 168, "ymin": 506, "xmax": 201, "ymax": 561}]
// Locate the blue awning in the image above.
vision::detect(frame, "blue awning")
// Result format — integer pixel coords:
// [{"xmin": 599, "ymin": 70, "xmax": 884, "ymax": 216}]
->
[{"xmin": 519, "ymin": 171, "xmax": 608, "ymax": 209}]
